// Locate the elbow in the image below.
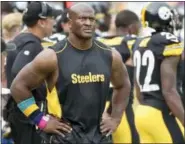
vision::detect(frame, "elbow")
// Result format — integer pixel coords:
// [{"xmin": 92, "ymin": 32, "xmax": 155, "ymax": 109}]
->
[
  {"xmin": 162, "ymin": 88, "xmax": 177, "ymax": 102},
  {"xmin": 125, "ymin": 78, "xmax": 131, "ymax": 93},
  {"xmin": 10, "ymin": 80, "xmax": 21, "ymax": 102}
]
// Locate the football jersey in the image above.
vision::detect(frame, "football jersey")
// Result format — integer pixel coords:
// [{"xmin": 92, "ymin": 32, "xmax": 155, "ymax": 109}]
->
[{"xmin": 133, "ymin": 32, "xmax": 184, "ymax": 101}]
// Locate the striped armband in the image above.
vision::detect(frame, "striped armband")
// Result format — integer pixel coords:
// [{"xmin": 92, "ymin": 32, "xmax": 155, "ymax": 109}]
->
[{"xmin": 17, "ymin": 97, "xmax": 44, "ymax": 125}]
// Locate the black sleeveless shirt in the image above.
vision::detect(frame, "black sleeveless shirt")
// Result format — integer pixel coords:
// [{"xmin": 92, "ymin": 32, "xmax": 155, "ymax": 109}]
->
[{"xmin": 53, "ymin": 38, "xmax": 112, "ymax": 140}]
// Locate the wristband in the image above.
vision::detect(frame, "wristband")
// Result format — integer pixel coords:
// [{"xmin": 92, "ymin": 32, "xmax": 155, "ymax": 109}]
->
[
  {"xmin": 17, "ymin": 97, "xmax": 43, "ymax": 125},
  {"xmin": 38, "ymin": 115, "xmax": 50, "ymax": 130},
  {"xmin": 17, "ymin": 97, "xmax": 39, "ymax": 116}
]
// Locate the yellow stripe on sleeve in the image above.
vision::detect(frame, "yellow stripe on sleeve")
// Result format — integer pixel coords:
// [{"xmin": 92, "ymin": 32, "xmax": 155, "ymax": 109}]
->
[
  {"xmin": 163, "ymin": 43, "xmax": 183, "ymax": 56},
  {"xmin": 139, "ymin": 37, "xmax": 151, "ymax": 47},
  {"xmin": 23, "ymin": 104, "xmax": 39, "ymax": 117},
  {"xmin": 98, "ymin": 37, "xmax": 124, "ymax": 46},
  {"xmin": 127, "ymin": 40, "xmax": 136, "ymax": 54},
  {"xmin": 41, "ymin": 42, "xmax": 55, "ymax": 49}
]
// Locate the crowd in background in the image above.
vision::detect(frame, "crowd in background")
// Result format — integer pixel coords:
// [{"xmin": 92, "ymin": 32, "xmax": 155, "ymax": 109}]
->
[{"xmin": 1, "ymin": 1, "xmax": 184, "ymax": 84}]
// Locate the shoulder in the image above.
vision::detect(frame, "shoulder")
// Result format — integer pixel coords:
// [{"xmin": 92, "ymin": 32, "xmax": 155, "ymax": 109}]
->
[
  {"xmin": 112, "ymin": 49, "xmax": 122, "ymax": 60},
  {"xmin": 111, "ymin": 49, "xmax": 123, "ymax": 70},
  {"xmin": 94, "ymin": 39, "xmax": 113, "ymax": 65},
  {"xmin": 33, "ymin": 49, "xmax": 57, "ymax": 70},
  {"xmin": 50, "ymin": 39, "xmax": 68, "ymax": 52},
  {"xmin": 41, "ymin": 39, "xmax": 55, "ymax": 49},
  {"xmin": 151, "ymin": 32, "xmax": 183, "ymax": 57},
  {"xmin": 20, "ymin": 42, "xmax": 43, "ymax": 55},
  {"xmin": 96, "ymin": 36, "xmax": 124, "ymax": 47},
  {"xmin": 151, "ymin": 32, "xmax": 179, "ymax": 45},
  {"xmin": 37, "ymin": 48, "xmax": 56, "ymax": 58},
  {"xmin": 94, "ymin": 39, "xmax": 112, "ymax": 51}
]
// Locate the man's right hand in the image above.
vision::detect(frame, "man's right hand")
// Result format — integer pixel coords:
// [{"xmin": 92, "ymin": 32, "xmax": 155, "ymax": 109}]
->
[{"xmin": 42, "ymin": 116, "xmax": 72, "ymax": 137}]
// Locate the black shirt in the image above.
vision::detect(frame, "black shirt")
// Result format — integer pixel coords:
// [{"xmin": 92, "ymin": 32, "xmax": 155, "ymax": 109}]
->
[
  {"xmin": 6, "ymin": 33, "xmax": 46, "ymax": 101},
  {"xmin": 6, "ymin": 33, "xmax": 42, "ymax": 87},
  {"xmin": 52, "ymin": 38, "xmax": 112, "ymax": 141}
]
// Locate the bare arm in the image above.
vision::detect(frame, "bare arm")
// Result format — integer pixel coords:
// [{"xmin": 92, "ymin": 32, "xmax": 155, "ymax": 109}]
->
[
  {"xmin": 161, "ymin": 56, "xmax": 184, "ymax": 126},
  {"xmin": 109, "ymin": 49, "xmax": 131, "ymax": 120},
  {"xmin": 10, "ymin": 49, "xmax": 58, "ymax": 103},
  {"xmin": 10, "ymin": 49, "xmax": 73, "ymax": 135}
]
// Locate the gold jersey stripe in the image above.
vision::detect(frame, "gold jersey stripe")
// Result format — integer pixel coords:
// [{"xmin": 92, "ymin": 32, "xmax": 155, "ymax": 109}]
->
[
  {"xmin": 55, "ymin": 42, "xmax": 68, "ymax": 54},
  {"xmin": 45, "ymin": 81, "xmax": 62, "ymax": 118},
  {"xmin": 139, "ymin": 37, "xmax": 151, "ymax": 47},
  {"xmin": 41, "ymin": 42, "xmax": 55, "ymax": 48},
  {"xmin": 98, "ymin": 37, "xmax": 124, "ymax": 46},
  {"xmin": 127, "ymin": 40, "xmax": 136, "ymax": 54},
  {"xmin": 163, "ymin": 43, "xmax": 183, "ymax": 56},
  {"xmin": 95, "ymin": 41, "xmax": 112, "ymax": 51}
]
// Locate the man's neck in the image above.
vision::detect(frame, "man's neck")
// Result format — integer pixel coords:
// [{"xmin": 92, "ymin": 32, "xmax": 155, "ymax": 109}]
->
[
  {"xmin": 116, "ymin": 28, "xmax": 129, "ymax": 36},
  {"xmin": 68, "ymin": 34, "xmax": 92, "ymax": 50},
  {"xmin": 27, "ymin": 27, "xmax": 44, "ymax": 40}
]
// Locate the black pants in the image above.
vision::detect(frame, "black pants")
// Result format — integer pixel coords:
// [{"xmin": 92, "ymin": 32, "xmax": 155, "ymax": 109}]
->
[
  {"xmin": 39, "ymin": 126, "xmax": 112, "ymax": 144},
  {"xmin": 8, "ymin": 109, "xmax": 41, "ymax": 144}
]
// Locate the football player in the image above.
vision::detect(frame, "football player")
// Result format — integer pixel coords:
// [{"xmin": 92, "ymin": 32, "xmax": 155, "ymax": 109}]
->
[{"xmin": 133, "ymin": 2, "xmax": 184, "ymax": 143}]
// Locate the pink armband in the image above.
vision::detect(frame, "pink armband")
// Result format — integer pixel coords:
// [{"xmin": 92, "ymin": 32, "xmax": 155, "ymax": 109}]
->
[{"xmin": 38, "ymin": 115, "xmax": 50, "ymax": 130}]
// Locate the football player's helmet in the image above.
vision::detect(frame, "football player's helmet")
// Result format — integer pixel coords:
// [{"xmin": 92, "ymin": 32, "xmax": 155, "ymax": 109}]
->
[{"xmin": 141, "ymin": 2, "xmax": 179, "ymax": 33}]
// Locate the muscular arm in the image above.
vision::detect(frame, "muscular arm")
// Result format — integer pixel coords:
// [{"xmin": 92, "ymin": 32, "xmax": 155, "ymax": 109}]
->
[
  {"xmin": 10, "ymin": 49, "xmax": 58, "ymax": 103},
  {"xmin": 161, "ymin": 56, "xmax": 184, "ymax": 126},
  {"xmin": 109, "ymin": 49, "xmax": 131, "ymax": 120}
]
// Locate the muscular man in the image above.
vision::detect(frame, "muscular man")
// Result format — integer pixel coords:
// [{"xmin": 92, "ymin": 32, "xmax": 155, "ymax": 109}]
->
[
  {"xmin": 133, "ymin": 2, "xmax": 184, "ymax": 143},
  {"xmin": 98, "ymin": 10, "xmax": 140, "ymax": 143},
  {"xmin": 10, "ymin": 3, "xmax": 130, "ymax": 143}
]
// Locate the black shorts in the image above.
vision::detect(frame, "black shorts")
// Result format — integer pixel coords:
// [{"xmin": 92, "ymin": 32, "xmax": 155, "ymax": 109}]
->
[
  {"xmin": 38, "ymin": 126, "xmax": 112, "ymax": 144},
  {"xmin": 8, "ymin": 109, "xmax": 41, "ymax": 144}
]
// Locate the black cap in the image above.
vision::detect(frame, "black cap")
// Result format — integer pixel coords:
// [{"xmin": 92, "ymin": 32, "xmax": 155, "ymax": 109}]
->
[
  {"xmin": 23, "ymin": 2, "xmax": 62, "ymax": 22},
  {"xmin": 1, "ymin": 38, "xmax": 16, "ymax": 53}
]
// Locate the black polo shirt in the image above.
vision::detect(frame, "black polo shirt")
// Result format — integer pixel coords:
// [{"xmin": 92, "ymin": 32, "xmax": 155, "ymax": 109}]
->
[{"xmin": 6, "ymin": 33, "xmax": 42, "ymax": 88}]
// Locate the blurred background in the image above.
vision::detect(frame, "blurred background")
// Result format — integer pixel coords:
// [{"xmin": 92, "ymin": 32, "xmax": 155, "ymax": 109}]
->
[{"xmin": 1, "ymin": 1, "xmax": 184, "ymax": 40}]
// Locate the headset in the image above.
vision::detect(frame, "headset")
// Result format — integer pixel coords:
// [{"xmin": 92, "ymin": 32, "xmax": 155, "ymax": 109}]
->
[
  {"xmin": 38, "ymin": 2, "xmax": 48, "ymax": 19},
  {"xmin": 23, "ymin": 2, "xmax": 48, "ymax": 19}
]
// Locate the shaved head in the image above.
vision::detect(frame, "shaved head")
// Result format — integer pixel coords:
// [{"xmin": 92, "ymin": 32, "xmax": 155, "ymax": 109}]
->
[
  {"xmin": 68, "ymin": 3, "xmax": 94, "ymax": 19},
  {"xmin": 67, "ymin": 3, "xmax": 96, "ymax": 40}
]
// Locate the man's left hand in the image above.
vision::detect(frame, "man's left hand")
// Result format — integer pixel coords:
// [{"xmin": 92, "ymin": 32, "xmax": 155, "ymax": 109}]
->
[{"xmin": 100, "ymin": 112, "xmax": 120, "ymax": 137}]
